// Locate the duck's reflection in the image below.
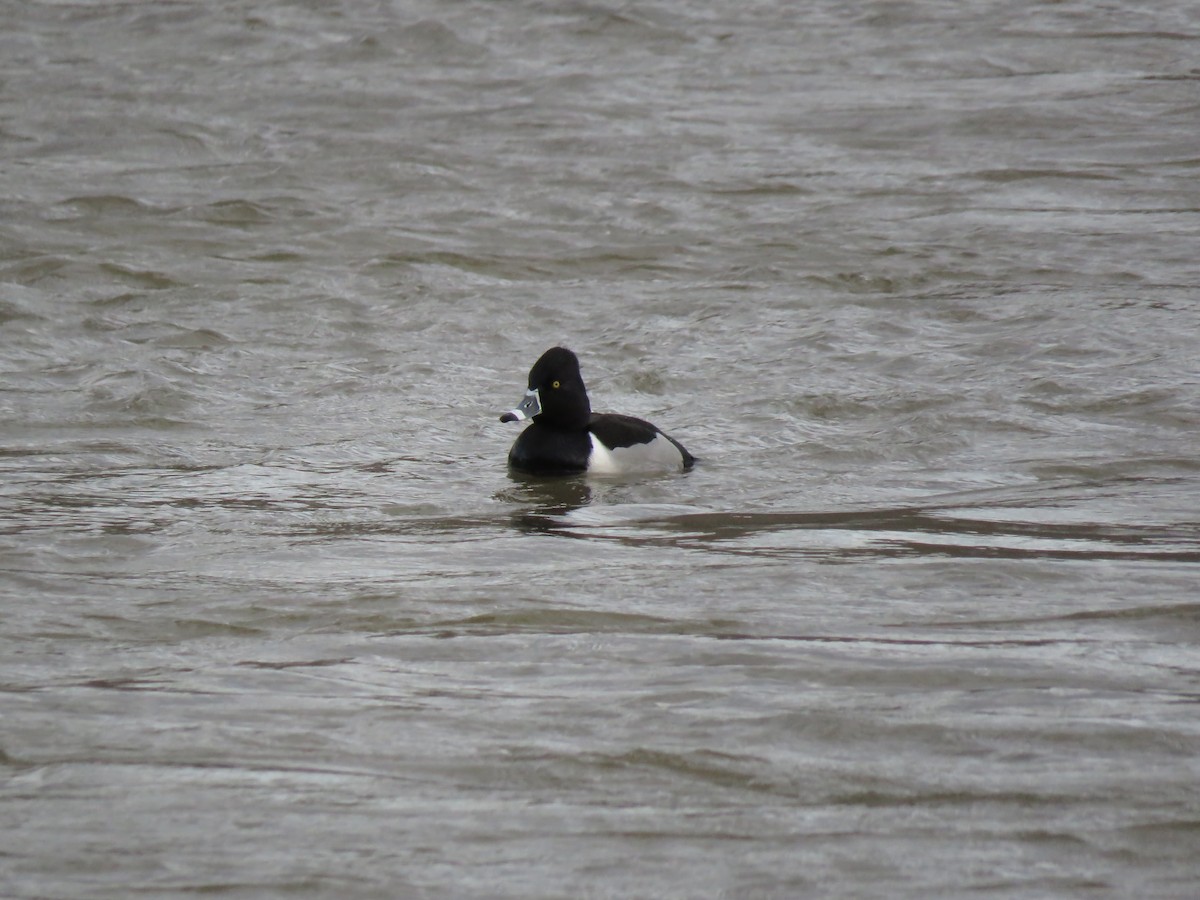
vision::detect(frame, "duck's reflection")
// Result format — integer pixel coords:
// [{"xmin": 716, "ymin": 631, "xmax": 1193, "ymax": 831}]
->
[{"xmin": 496, "ymin": 470, "xmax": 593, "ymax": 535}]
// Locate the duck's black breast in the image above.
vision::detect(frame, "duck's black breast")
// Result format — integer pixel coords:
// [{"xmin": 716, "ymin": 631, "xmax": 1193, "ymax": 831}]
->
[{"xmin": 507, "ymin": 422, "xmax": 592, "ymax": 475}]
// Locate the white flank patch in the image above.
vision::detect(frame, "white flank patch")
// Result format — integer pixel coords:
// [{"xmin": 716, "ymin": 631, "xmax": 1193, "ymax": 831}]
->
[{"xmin": 587, "ymin": 432, "xmax": 682, "ymax": 475}]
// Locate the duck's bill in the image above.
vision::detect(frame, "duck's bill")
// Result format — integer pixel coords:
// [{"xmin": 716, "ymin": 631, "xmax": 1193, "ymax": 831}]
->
[{"xmin": 499, "ymin": 388, "xmax": 540, "ymax": 423}]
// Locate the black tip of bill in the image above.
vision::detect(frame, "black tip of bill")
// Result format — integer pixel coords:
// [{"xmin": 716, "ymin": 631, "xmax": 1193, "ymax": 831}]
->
[{"xmin": 499, "ymin": 389, "xmax": 540, "ymax": 425}]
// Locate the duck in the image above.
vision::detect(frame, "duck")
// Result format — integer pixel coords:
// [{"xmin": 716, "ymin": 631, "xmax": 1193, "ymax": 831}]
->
[{"xmin": 499, "ymin": 347, "xmax": 694, "ymax": 476}]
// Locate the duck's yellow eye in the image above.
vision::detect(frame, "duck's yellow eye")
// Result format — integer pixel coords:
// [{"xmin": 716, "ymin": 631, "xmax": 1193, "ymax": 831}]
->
[{"xmin": 552, "ymin": 380, "xmax": 560, "ymax": 389}]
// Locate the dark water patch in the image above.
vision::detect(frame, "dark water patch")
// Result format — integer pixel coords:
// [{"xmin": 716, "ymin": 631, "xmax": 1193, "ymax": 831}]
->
[
  {"xmin": 79, "ymin": 370, "xmax": 204, "ymax": 423},
  {"xmin": 76, "ymin": 674, "xmax": 178, "ymax": 692},
  {"xmin": 0, "ymin": 254, "xmax": 71, "ymax": 286},
  {"xmin": 1116, "ymin": 819, "xmax": 1200, "ymax": 855},
  {"xmin": 236, "ymin": 657, "xmax": 354, "ymax": 671},
  {"xmin": 94, "ymin": 263, "xmax": 180, "ymax": 291},
  {"xmin": 583, "ymin": 747, "xmax": 774, "ymax": 793},
  {"xmin": 228, "ymin": 249, "xmax": 306, "ymax": 265},
  {"xmin": 969, "ymin": 168, "xmax": 1122, "ymax": 183},
  {"xmin": 197, "ymin": 198, "xmax": 278, "ymax": 227},
  {"xmin": 533, "ymin": 493, "xmax": 1200, "ymax": 565},
  {"xmin": 0, "ymin": 289, "xmax": 49, "ymax": 324},
  {"xmin": 405, "ymin": 610, "xmax": 728, "ymax": 639},
  {"xmin": 58, "ymin": 195, "xmax": 178, "ymax": 218},
  {"xmin": 147, "ymin": 326, "xmax": 233, "ymax": 350},
  {"xmin": 1059, "ymin": 602, "xmax": 1200, "ymax": 624},
  {"xmin": 830, "ymin": 787, "xmax": 1075, "ymax": 809}
]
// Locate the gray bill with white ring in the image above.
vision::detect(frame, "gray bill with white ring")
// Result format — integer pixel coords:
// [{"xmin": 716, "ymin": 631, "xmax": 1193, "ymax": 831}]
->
[{"xmin": 499, "ymin": 388, "xmax": 541, "ymax": 423}]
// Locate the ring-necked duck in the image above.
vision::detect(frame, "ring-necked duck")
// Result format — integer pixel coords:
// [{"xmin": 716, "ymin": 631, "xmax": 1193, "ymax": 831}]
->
[{"xmin": 499, "ymin": 347, "xmax": 694, "ymax": 476}]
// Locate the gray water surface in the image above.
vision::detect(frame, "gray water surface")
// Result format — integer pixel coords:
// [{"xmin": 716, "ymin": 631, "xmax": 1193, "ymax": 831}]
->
[{"xmin": 2, "ymin": 2, "xmax": 1199, "ymax": 897}]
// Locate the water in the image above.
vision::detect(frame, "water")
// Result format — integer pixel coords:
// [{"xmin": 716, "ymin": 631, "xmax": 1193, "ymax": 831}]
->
[{"xmin": 2, "ymin": 1, "xmax": 1199, "ymax": 897}]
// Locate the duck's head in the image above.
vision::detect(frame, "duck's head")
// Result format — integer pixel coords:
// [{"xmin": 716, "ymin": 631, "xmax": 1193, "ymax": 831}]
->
[{"xmin": 500, "ymin": 347, "xmax": 592, "ymax": 429}]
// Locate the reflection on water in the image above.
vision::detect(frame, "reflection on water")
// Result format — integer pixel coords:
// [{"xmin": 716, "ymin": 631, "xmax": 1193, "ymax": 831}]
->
[
  {"xmin": 492, "ymin": 474, "xmax": 1200, "ymax": 566},
  {"xmin": 497, "ymin": 469, "xmax": 597, "ymax": 533}
]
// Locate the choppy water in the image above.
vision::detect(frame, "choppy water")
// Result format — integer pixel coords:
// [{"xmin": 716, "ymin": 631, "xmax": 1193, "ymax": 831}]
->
[{"xmin": 3, "ymin": 1, "xmax": 1199, "ymax": 897}]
